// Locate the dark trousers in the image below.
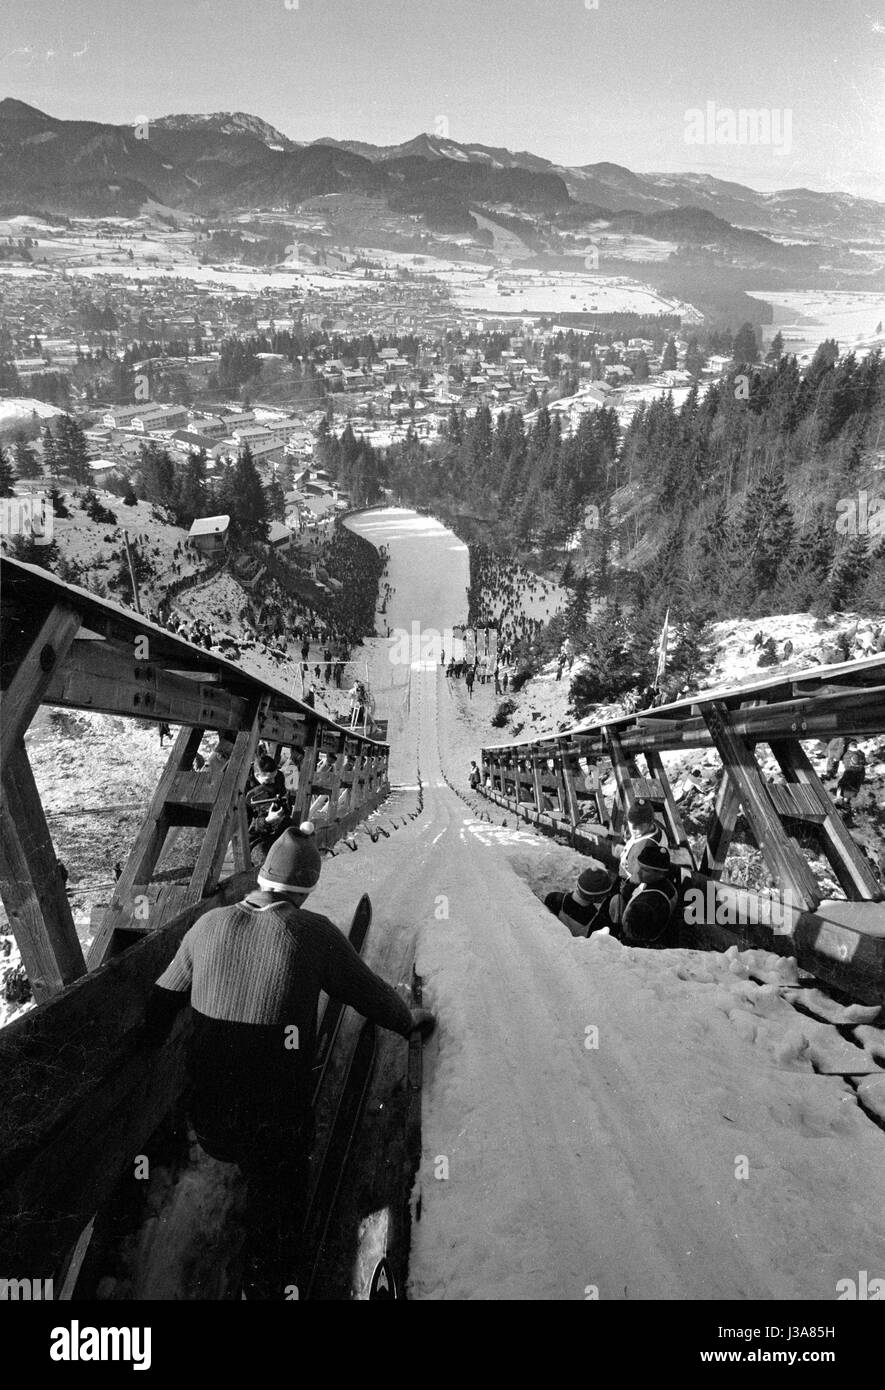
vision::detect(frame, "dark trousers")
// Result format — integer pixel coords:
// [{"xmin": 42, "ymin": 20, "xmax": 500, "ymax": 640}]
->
[{"xmin": 194, "ymin": 1115, "xmax": 312, "ymax": 1300}]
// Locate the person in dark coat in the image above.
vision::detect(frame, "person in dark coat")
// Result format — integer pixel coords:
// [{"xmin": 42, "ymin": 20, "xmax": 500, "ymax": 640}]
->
[
  {"xmin": 545, "ymin": 866, "xmax": 613, "ymax": 938},
  {"xmin": 145, "ymin": 824, "xmax": 436, "ymax": 1299},
  {"xmin": 611, "ymin": 842, "xmax": 678, "ymax": 947},
  {"xmin": 836, "ymin": 741, "xmax": 866, "ymax": 816},
  {"xmin": 824, "ymin": 737, "xmax": 847, "ymax": 780}
]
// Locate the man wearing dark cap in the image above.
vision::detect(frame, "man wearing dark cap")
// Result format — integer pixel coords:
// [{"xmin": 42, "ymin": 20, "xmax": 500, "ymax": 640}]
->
[
  {"xmin": 612, "ymin": 841, "xmax": 679, "ymax": 947},
  {"xmin": 615, "ymin": 798, "xmax": 669, "ymax": 886},
  {"xmin": 544, "ymin": 865, "xmax": 614, "ymax": 938},
  {"xmin": 146, "ymin": 822, "xmax": 435, "ymax": 1299}
]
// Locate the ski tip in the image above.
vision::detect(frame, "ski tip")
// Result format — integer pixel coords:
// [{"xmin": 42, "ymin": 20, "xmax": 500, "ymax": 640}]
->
[{"xmin": 369, "ymin": 1256, "xmax": 397, "ymax": 1300}]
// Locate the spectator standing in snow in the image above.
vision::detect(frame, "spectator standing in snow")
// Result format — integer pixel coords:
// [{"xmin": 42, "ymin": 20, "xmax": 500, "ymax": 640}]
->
[
  {"xmin": 836, "ymin": 741, "xmax": 866, "ymax": 817},
  {"xmin": 545, "ymin": 866, "xmax": 613, "ymax": 938}
]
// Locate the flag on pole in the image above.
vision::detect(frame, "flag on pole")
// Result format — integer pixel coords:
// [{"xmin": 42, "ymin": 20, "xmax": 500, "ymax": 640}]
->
[{"xmin": 654, "ymin": 608, "xmax": 670, "ymax": 689}]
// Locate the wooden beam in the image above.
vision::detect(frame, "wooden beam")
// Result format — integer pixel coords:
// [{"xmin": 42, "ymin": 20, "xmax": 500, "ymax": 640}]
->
[
  {"xmin": 258, "ymin": 704, "xmax": 309, "ymax": 748},
  {"xmin": 701, "ymin": 701, "xmax": 821, "ymax": 911},
  {"xmin": 604, "ymin": 726, "xmax": 636, "ymax": 824},
  {"xmin": 44, "ymin": 638, "xmax": 248, "ymax": 731},
  {"xmin": 770, "ymin": 739, "xmax": 882, "ymax": 902},
  {"xmin": 644, "ymin": 748, "xmax": 696, "ymax": 869},
  {"xmin": 0, "ymin": 742, "xmax": 87, "ymax": 1001},
  {"xmin": 187, "ymin": 709, "xmax": 262, "ymax": 901},
  {"xmin": 0, "ymin": 603, "xmax": 82, "ymax": 765},
  {"xmin": 87, "ymin": 725, "xmax": 205, "ymax": 967},
  {"xmin": 700, "ymin": 769, "xmax": 742, "ymax": 880},
  {"xmin": 292, "ymin": 723, "xmax": 320, "ymax": 824}
]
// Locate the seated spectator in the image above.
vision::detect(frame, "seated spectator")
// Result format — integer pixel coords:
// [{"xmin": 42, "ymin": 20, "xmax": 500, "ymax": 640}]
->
[
  {"xmin": 246, "ymin": 755, "xmax": 286, "ymax": 814},
  {"xmin": 611, "ymin": 843, "xmax": 678, "ymax": 947},
  {"xmin": 545, "ymin": 866, "xmax": 614, "ymax": 938},
  {"xmin": 249, "ymin": 796, "xmax": 291, "ymax": 855},
  {"xmin": 615, "ymin": 799, "xmax": 669, "ymax": 884}
]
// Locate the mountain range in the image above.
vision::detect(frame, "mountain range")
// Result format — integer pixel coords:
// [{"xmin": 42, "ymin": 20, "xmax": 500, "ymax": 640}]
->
[{"xmin": 1, "ymin": 98, "xmax": 883, "ymax": 249}]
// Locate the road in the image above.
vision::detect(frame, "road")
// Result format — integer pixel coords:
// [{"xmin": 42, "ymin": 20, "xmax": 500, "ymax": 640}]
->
[{"xmin": 337, "ymin": 507, "xmax": 885, "ymax": 1302}]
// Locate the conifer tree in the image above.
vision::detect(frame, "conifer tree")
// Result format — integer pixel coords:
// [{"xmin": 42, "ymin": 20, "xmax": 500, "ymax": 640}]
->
[
  {"xmin": 13, "ymin": 431, "xmax": 41, "ymax": 479},
  {"xmin": 0, "ymin": 444, "xmax": 16, "ymax": 497}
]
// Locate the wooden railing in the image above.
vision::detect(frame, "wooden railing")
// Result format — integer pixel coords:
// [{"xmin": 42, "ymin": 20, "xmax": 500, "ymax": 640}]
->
[
  {"xmin": 480, "ymin": 654, "xmax": 885, "ymax": 1001},
  {"xmin": 0, "ymin": 555, "xmax": 392, "ymax": 1277}
]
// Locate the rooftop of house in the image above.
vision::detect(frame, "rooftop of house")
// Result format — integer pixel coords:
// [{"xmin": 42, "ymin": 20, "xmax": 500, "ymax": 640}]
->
[{"xmin": 188, "ymin": 514, "xmax": 230, "ymax": 537}]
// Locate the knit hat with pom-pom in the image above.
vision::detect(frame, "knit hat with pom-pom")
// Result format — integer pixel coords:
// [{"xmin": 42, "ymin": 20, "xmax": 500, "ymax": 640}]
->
[{"xmin": 259, "ymin": 822, "xmax": 321, "ymax": 890}]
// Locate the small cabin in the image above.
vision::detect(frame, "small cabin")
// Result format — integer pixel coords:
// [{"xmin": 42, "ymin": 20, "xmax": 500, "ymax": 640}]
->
[{"xmin": 188, "ymin": 514, "xmax": 230, "ymax": 556}]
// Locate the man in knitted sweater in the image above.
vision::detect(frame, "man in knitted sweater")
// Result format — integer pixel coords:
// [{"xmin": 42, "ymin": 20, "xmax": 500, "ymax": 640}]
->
[{"xmin": 146, "ymin": 822, "xmax": 435, "ymax": 1299}]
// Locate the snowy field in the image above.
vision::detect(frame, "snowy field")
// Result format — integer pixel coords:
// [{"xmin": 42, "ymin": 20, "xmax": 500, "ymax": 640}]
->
[
  {"xmin": 747, "ymin": 290, "xmax": 885, "ymax": 358},
  {"xmin": 70, "ymin": 261, "xmax": 360, "ymax": 293},
  {"xmin": 448, "ymin": 269, "xmax": 688, "ymax": 317},
  {"xmin": 0, "ymin": 396, "xmax": 67, "ymax": 430}
]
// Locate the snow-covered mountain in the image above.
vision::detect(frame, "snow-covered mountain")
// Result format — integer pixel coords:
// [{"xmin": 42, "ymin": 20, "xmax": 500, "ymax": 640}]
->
[{"xmin": 152, "ymin": 111, "xmax": 300, "ymax": 151}]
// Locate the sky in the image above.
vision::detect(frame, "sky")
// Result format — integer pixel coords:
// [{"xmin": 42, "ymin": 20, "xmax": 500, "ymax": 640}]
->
[{"xmin": 2, "ymin": 0, "xmax": 885, "ymax": 199}]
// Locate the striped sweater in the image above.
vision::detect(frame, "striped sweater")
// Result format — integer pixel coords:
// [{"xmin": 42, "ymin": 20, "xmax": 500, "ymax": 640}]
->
[{"xmin": 146, "ymin": 891, "xmax": 413, "ymax": 1137}]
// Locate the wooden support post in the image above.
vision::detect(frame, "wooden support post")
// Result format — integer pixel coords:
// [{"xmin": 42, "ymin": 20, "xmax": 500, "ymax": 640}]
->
[
  {"xmin": 0, "ymin": 742, "xmax": 87, "ymax": 1001},
  {"xmin": 230, "ymin": 792, "xmax": 252, "ymax": 874},
  {"xmin": 644, "ymin": 749, "xmax": 696, "ymax": 868},
  {"xmin": 770, "ymin": 739, "xmax": 881, "ymax": 902},
  {"xmin": 701, "ymin": 701, "xmax": 821, "ymax": 911},
  {"xmin": 88, "ymin": 725, "xmax": 205, "ymax": 967},
  {"xmin": 531, "ymin": 751, "xmax": 544, "ymax": 816},
  {"xmin": 326, "ymin": 741, "xmax": 346, "ymax": 821},
  {"xmin": 292, "ymin": 721, "xmax": 321, "ymax": 824},
  {"xmin": 604, "ymin": 727, "xmax": 636, "ymax": 828},
  {"xmin": 188, "ymin": 710, "xmax": 262, "ymax": 901},
  {"xmin": 700, "ymin": 768, "xmax": 742, "ymax": 880},
  {"xmin": 0, "ymin": 603, "xmax": 81, "ymax": 767},
  {"xmin": 558, "ymin": 743, "xmax": 581, "ymax": 830}
]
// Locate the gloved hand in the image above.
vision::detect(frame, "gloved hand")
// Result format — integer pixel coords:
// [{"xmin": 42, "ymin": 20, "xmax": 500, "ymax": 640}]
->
[{"xmin": 410, "ymin": 1007, "xmax": 437, "ymax": 1039}]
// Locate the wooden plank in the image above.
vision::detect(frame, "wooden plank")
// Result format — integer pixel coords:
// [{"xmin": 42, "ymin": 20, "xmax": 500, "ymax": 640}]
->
[
  {"xmin": 230, "ymin": 792, "xmax": 252, "ymax": 874},
  {"xmin": 483, "ymin": 683, "xmax": 885, "ymax": 761},
  {"xmin": 0, "ymin": 1018, "xmax": 191, "ymax": 1275},
  {"xmin": 770, "ymin": 739, "xmax": 882, "ymax": 902},
  {"xmin": 0, "ymin": 603, "xmax": 82, "ymax": 764},
  {"xmin": 767, "ymin": 782, "xmax": 826, "ymax": 823},
  {"xmin": 701, "ymin": 702, "xmax": 821, "ymax": 911},
  {"xmin": 0, "ymin": 742, "xmax": 87, "ymax": 1001}
]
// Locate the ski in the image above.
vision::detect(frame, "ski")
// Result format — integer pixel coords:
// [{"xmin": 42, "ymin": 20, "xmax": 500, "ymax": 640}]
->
[
  {"xmin": 365, "ymin": 967, "xmax": 425, "ymax": 1301},
  {"xmin": 302, "ymin": 1018, "xmax": 378, "ymax": 1298},
  {"xmin": 311, "ymin": 892, "xmax": 372, "ymax": 1107}
]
